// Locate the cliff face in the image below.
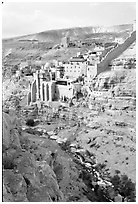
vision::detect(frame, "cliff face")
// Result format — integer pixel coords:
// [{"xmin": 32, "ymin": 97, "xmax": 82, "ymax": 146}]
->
[
  {"xmin": 3, "ymin": 111, "xmax": 20, "ymax": 149},
  {"xmin": 2, "ymin": 110, "xmax": 90, "ymax": 202},
  {"xmin": 91, "ymin": 69, "xmax": 136, "ymax": 97},
  {"xmin": 2, "ymin": 111, "xmax": 64, "ymax": 202}
]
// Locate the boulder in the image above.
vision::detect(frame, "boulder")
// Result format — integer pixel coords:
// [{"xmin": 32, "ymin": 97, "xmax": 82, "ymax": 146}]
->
[
  {"xmin": 3, "ymin": 113, "xmax": 11, "ymax": 148},
  {"xmin": 3, "ymin": 148, "xmax": 16, "ymax": 169},
  {"xmin": 2, "ymin": 112, "xmax": 21, "ymax": 149},
  {"xmin": 10, "ymin": 150, "xmax": 64, "ymax": 202},
  {"xmin": 3, "ymin": 182, "xmax": 14, "ymax": 202},
  {"xmin": 36, "ymin": 161, "xmax": 64, "ymax": 201},
  {"xmin": 3, "ymin": 169, "xmax": 28, "ymax": 202},
  {"xmin": 10, "ymin": 129, "xmax": 21, "ymax": 148},
  {"xmin": 26, "ymin": 185, "xmax": 53, "ymax": 202},
  {"xmin": 52, "ymin": 154, "xmax": 88, "ymax": 201}
]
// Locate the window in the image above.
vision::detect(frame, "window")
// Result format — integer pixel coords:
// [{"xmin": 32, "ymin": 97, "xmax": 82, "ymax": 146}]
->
[{"xmin": 56, "ymin": 81, "xmax": 67, "ymax": 85}]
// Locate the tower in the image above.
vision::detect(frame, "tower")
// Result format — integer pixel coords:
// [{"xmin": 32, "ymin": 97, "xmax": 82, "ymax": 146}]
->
[{"xmin": 61, "ymin": 32, "xmax": 70, "ymax": 48}]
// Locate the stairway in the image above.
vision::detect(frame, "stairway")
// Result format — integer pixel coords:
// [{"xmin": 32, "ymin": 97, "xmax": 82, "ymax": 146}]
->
[{"xmin": 97, "ymin": 31, "xmax": 136, "ymax": 75}]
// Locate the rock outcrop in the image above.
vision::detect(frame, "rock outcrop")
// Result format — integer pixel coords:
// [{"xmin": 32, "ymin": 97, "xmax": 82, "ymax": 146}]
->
[
  {"xmin": 2, "ymin": 110, "xmax": 64, "ymax": 202},
  {"xmin": 3, "ymin": 111, "xmax": 21, "ymax": 149},
  {"xmin": 3, "ymin": 148, "xmax": 64, "ymax": 202}
]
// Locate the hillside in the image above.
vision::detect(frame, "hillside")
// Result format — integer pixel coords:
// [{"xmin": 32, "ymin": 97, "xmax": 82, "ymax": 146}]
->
[
  {"xmin": 3, "ymin": 24, "xmax": 132, "ymax": 43},
  {"xmin": 2, "ymin": 23, "xmax": 136, "ymax": 202},
  {"xmin": 3, "ymin": 68, "xmax": 136, "ymax": 201},
  {"xmin": 2, "ymin": 24, "xmax": 133, "ymax": 76}
]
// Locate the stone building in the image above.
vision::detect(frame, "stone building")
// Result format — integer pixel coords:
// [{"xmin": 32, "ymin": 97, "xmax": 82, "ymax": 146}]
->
[
  {"xmin": 114, "ymin": 37, "xmax": 125, "ymax": 44},
  {"xmin": 93, "ymin": 46, "xmax": 105, "ymax": 56},
  {"xmin": 64, "ymin": 56, "xmax": 87, "ymax": 79},
  {"xmin": 40, "ymin": 81, "xmax": 55, "ymax": 102},
  {"xmin": 61, "ymin": 36, "xmax": 70, "ymax": 48},
  {"xmin": 19, "ymin": 62, "xmax": 30, "ymax": 70},
  {"xmin": 85, "ymin": 63, "xmax": 98, "ymax": 84},
  {"xmin": 55, "ymin": 79, "xmax": 81, "ymax": 101},
  {"xmin": 27, "ymin": 70, "xmax": 55, "ymax": 105},
  {"xmin": 56, "ymin": 66, "xmax": 64, "ymax": 79},
  {"xmin": 55, "ymin": 80, "xmax": 74, "ymax": 101}
]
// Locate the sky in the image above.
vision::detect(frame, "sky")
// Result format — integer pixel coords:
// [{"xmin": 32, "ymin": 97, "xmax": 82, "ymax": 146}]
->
[{"xmin": 2, "ymin": 1, "xmax": 136, "ymax": 38}]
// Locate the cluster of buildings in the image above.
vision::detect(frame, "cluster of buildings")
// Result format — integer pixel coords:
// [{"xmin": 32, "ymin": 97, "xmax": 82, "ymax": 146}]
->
[
  {"xmin": 26, "ymin": 46, "xmax": 105, "ymax": 105},
  {"xmin": 63, "ymin": 49, "xmax": 103, "ymax": 84},
  {"xmin": 27, "ymin": 70, "xmax": 82, "ymax": 106},
  {"xmin": 24, "ymin": 37, "xmax": 136, "ymax": 106},
  {"xmin": 16, "ymin": 20, "xmax": 136, "ymax": 106}
]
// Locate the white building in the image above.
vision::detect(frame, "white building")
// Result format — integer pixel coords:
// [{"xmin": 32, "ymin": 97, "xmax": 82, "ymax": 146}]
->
[
  {"xmin": 64, "ymin": 57, "xmax": 87, "ymax": 79},
  {"xmin": 114, "ymin": 37, "xmax": 125, "ymax": 44},
  {"xmin": 85, "ymin": 63, "xmax": 98, "ymax": 84},
  {"xmin": 93, "ymin": 46, "xmax": 105, "ymax": 56}
]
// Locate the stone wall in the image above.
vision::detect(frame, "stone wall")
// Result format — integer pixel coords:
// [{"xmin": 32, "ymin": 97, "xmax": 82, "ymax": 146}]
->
[{"xmin": 97, "ymin": 31, "xmax": 136, "ymax": 75}]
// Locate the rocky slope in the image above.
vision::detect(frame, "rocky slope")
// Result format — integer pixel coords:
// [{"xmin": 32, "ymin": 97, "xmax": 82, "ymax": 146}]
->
[
  {"xmin": 2, "ymin": 68, "xmax": 136, "ymax": 201},
  {"xmin": 2, "ymin": 23, "xmax": 136, "ymax": 202},
  {"xmin": 92, "ymin": 69, "xmax": 136, "ymax": 96},
  {"xmin": 3, "ymin": 24, "xmax": 132, "ymax": 42},
  {"xmin": 2, "ymin": 24, "xmax": 132, "ymax": 70},
  {"xmin": 2, "ymin": 110, "xmax": 92, "ymax": 202}
]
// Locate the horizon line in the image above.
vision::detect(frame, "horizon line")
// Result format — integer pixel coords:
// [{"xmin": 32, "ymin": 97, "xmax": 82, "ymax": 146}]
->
[{"xmin": 2, "ymin": 23, "xmax": 133, "ymax": 40}]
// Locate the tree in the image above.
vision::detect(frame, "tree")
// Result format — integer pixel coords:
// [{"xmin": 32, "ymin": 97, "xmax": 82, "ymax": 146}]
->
[
  {"xmin": 119, "ymin": 175, "xmax": 135, "ymax": 200},
  {"xmin": 11, "ymin": 65, "xmax": 18, "ymax": 75},
  {"xmin": 110, "ymin": 173, "xmax": 136, "ymax": 201},
  {"xmin": 26, "ymin": 118, "xmax": 35, "ymax": 126}
]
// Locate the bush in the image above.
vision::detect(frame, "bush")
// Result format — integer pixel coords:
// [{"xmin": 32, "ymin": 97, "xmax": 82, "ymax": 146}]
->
[
  {"xmin": 111, "ymin": 173, "xmax": 136, "ymax": 201},
  {"xmin": 11, "ymin": 65, "xmax": 18, "ymax": 75},
  {"xmin": 26, "ymin": 118, "xmax": 35, "ymax": 126}
]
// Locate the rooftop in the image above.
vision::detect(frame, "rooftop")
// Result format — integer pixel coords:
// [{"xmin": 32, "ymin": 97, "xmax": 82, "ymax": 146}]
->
[
  {"xmin": 20, "ymin": 62, "xmax": 30, "ymax": 67},
  {"xmin": 70, "ymin": 57, "xmax": 86, "ymax": 62}
]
